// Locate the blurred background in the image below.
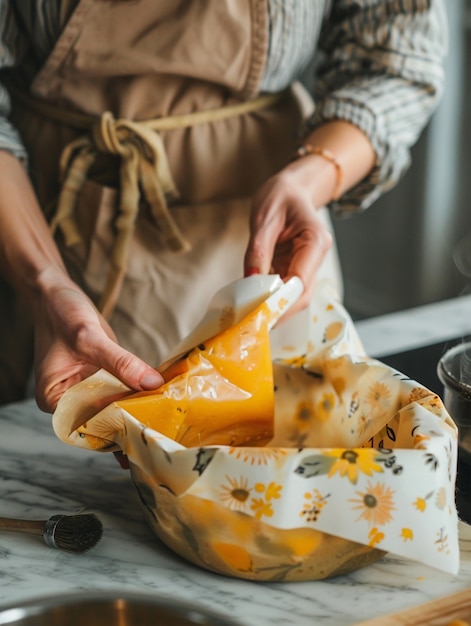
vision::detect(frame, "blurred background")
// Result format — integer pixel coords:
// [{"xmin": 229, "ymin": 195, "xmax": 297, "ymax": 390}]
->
[{"xmin": 328, "ymin": 0, "xmax": 471, "ymax": 320}]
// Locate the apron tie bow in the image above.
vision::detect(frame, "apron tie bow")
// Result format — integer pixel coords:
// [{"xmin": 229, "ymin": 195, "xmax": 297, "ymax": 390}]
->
[{"xmin": 50, "ymin": 111, "xmax": 190, "ymax": 318}]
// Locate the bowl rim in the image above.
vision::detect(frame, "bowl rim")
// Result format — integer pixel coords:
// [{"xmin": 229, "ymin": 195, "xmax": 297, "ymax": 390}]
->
[
  {"xmin": 0, "ymin": 589, "xmax": 242, "ymax": 626},
  {"xmin": 437, "ymin": 340, "xmax": 471, "ymax": 400}
]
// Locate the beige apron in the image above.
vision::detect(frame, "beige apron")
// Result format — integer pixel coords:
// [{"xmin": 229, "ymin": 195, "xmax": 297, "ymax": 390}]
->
[{"xmin": 1, "ymin": 0, "xmax": 341, "ymax": 404}]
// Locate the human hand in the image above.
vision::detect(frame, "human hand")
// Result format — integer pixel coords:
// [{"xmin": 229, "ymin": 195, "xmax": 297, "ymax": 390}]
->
[
  {"xmin": 244, "ymin": 166, "xmax": 333, "ymax": 316},
  {"xmin": 33, "ymin": 268, "xmax": 163, "ymax": 413},
  {"xmin": 244, "ymin": 120, "xmax": 377, "ymax": 317}
]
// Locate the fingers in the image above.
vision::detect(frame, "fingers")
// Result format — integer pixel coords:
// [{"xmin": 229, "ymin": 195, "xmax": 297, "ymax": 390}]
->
[
  {"xmin": 245, "ymin": 176, "xmax": 332, "ymax": 306},
  {"xmin": 91, "ymin": 338, "xmax": 164, "ymax": 391},
  {"xmin": 244, "ymin": 219, "xmax": 278, "ymax": 277},
  {"xmin": 286, "ymin": 213, "xmax": 333, "ymax": 293},
  {"xmin": 244, "ymin": 184, "xmax": 284, "ymax": 277},
  {"xmin": 40, "ymin": 341, "xmax": 163, "ymax": 413},
  {"xmin": 81, "ymin": 307, "xmax": 163, "ymax": 392},
  {"xmin": 33, "ymin": 285, "xmax": 165, "ymax": 412},
  {"xmin": 37, "ymin": 351, "xmax": 163, "ymax": 414}
]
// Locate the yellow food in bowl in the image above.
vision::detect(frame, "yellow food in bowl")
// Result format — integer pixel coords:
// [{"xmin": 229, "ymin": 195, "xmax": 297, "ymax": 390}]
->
[{"xmin": 115, "ymin": 302, "xmax": 275, "ymax": 448}]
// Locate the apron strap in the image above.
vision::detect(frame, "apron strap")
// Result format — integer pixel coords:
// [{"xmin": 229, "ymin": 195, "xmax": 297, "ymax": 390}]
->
[
  {"xmin": 52, "ymin": 112, "xmax": 187, "ymax": 317},
  {"xmin": 7, "ymin": 82, "xmax": 287, "ymax": 317}
]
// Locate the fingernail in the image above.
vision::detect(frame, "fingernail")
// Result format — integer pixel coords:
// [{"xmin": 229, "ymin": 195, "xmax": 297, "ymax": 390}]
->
[
  {"xmin": 245, "ymin": 267, "xmax": 260, "ymax": 277},
  {"xmin": 140, "ymin": 372, "xmax": 162, "ymax": 389}
]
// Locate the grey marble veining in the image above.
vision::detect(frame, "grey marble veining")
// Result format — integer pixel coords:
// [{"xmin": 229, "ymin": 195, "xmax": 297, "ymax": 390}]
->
[{"xmin": 1, "ymin": 297, "xmax": 471, "ymax": 625}]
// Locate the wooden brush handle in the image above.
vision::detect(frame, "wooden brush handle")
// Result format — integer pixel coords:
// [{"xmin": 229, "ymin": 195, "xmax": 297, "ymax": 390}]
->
[
  {"xmin": 0, "ymin": 516, "xmax": 45, "ymax": 536},
  {"xmin": 354, "ymin": 588, "xmax": 471, "ymax": 626}
]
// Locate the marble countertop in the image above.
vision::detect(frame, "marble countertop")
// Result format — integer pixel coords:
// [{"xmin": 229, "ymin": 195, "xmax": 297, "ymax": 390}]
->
[{"xmin": 1, "ymin": 294, "xmax": 471, "ymax": 625}]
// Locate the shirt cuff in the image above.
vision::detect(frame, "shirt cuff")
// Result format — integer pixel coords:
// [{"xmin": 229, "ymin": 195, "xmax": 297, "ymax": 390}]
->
[
  {"xmin": 303, "ymin": 96, "xmax": 414, "ymax": 217},
  {"xmin": 0, "ymin": 118, "xmax": 29, "ymax": 163}
]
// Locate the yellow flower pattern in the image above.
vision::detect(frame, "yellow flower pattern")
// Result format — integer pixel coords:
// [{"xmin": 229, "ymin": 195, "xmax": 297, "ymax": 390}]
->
[
  {"xmin": 249, "ymin": 482, "xmax": 282, "ymax": 519},
  {"xmin": 220, "ymin": 476, "xmax": 252, "ymax": 511},
  {"xmin": 365, "ymin": 381, "xmax": 392, "ymax": 414},
  {"xmin": 401, "ymin": 528, "xmax": 414, "ymax": 541},
  {"xmin": 414, "ymin": 497, "xmax": 427, "ymax": 512},
  {"xmin": 350, "ymin": 482, "xmax": 396, "ymax": 526},
  {"xmin": 368, "ymin": 527, "xmax": 385, "ymax": 547},
  {"xmin": 220, "ymin": 477, "xmax": 283, "ymax": 519},
  {"xmin": 228, "ymin": 447, "xmax": 286, "ymax": 466},
  {"xmin": 324, "ymin": 448, "xmax": 384, "ymax": 484},
  {"xmin": 301, "ymin": 489, "xmax": 330, "ymax": 522}
]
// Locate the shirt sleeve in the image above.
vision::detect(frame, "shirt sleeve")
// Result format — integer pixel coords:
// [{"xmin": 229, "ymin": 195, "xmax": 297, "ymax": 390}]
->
[
  {"xmin": 305, "ymin": 0, "xmax": 448, "ymax": 216},
  {"xmin": 0, "ymin": 3, "xmax": 29, "ymax": 162}
]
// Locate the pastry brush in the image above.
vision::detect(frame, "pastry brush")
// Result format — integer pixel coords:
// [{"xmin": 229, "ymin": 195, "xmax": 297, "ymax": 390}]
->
[{"xmin": 0, "ymin": 513, "xmax": 103, "ymax": 553}]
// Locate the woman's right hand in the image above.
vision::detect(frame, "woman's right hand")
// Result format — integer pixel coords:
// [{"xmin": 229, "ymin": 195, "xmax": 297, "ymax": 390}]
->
[
  {"xmin": 0, "ymin": 150, "xmax": 163, "ymax": 414},
  {"xmin": 33, "ymin": 267, "xmax": 163, "ymax": 413}
]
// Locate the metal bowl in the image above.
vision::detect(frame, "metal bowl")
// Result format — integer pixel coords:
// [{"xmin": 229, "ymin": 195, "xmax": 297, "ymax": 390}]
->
[
  {"xmin": 437, "ymin": 340, "xmax": 471, "ymax": 524},
  {"xmin": 0, "ymin": 591, "xmax": 242, "ymax": 626}
]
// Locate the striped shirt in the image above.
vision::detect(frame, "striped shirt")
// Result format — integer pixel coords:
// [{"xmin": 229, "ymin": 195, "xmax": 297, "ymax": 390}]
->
[{"xmin": 0, "ymin": 0, "xmax": 447, "ymax": 214}]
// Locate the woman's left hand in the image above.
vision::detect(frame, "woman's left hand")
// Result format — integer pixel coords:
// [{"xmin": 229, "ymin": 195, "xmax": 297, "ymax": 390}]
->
[
  {"xmin": 244, "ymin": 120, "xmax": 377, "ymax": 316},
  {"xmin": 244, "ymin": 165, "xmax": 333, "ymax": 316}
]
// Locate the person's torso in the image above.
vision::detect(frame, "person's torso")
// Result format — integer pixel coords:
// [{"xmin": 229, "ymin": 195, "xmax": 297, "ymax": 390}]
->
[
  {"xmin": 6, "ymin": 0, "xmax": 330, "ymax": 94},
  {"xmin": 7, "ymin": 0, "xmax": 311, "ymax": 210}
]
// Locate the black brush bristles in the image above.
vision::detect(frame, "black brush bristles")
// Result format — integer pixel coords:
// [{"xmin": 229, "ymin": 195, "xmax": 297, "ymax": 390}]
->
[{"xmin": 43, "ymin": 513, "xmax": 104, "ymax": 553}]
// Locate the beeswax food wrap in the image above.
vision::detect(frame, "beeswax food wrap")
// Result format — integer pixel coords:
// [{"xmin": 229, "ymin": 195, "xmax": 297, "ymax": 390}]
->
[{"xmin": 53, "ymin": 275, "xmax": 460, "ymax": 581}]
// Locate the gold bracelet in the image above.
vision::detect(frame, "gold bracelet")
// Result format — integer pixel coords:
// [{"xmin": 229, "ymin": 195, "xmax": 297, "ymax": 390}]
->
[{"xmin": 294, "ymin": 144, "xmax": 343, "ymax": 201}]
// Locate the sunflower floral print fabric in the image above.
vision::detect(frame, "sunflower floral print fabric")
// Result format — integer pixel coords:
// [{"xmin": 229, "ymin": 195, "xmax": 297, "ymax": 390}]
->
[{"xmin": 52, "ymin": 278, "xmax": 460, "ymax": 580}]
